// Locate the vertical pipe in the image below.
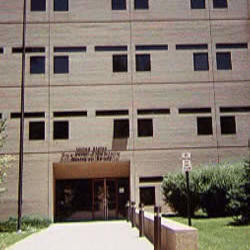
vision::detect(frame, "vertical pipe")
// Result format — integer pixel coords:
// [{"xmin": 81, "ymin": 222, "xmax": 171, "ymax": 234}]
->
[
  {"xmin": 131, "ymin": 201, "xmax": 135, "ymax": 227},
  {"xmin": 186, "ymin": 172, "xmax": 192, "ymax": 226},
  {"xmin": 154, "ymin": 206, "xmax": 161, "ymax": 250},
  {"xmin": 126, "ymin": 201, "xmax": 130, "ymax": 222},
  {"xmin": 17, "ymin": 0, "xmax": 27, "ymax": 232},
  {"xmin": 139, "ymin": 203, "xmax": 144, "ymax": 237}
]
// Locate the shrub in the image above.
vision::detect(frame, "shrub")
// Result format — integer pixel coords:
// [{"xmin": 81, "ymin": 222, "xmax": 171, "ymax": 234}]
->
[
  {"xmin": 162, "ymin": 160, "xmax": 245, "ymax": 217},
  {"xmin": 229, "ymin": 160, "xmax": 250, "ymax": 224},
  {"xmin": 197, "ymin": 162, "xmax": 244, "ymax": 217},
  {"xmin": 0, "ymin": 216, "xmax": 51, "ymax": 232},
  {"xmin": 162, "ymin": 172, "xmax": 200, "ymax": 216}
]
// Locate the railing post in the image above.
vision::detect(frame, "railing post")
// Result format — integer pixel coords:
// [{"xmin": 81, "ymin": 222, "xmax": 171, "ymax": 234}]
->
[
  {"xmin": 139, "ymin": 203, "xmax": 144, "ymax": 237},
  {"xmin": 131, "ymin": 201, "xmax": 136, "ymax": 228},
  {"xmin": 154, "ymin": 206, "xmax": 161, "ymax": 250},
  {"xmin": 126, "ymin": 201, "xmax": 130, "ymax": 222}
]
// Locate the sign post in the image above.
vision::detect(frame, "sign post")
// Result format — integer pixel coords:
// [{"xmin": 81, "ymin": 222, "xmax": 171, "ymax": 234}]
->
[{"xmin": 182, "ymin": 152, "xmax": 192, "ymax": 226}]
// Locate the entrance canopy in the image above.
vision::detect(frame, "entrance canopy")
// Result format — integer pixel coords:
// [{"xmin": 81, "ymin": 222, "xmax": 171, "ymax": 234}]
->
[{"xmin": 53, "ymin": 161, "xmax": 130, "ymax": 180}]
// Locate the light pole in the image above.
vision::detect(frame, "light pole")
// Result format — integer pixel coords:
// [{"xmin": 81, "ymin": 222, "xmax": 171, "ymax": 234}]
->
[{"xmin": 17, "ymin": 0, "xmax": 27, "ymax": 232}]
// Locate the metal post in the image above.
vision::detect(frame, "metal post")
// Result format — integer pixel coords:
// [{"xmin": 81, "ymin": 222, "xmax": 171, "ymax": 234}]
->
[
  {"xmin": 126, "ymin": 201, "xmax": 130, "ymax": 222},
  {"xmin": 186, "ymin": 171, "xmax": 192, "ymax": 226},
  {"xmin": 17, "ymin": 0, "xmax": 27, "ymax": 232},
  {"xmin": 139, "ymin": 203, "xmax": 144, "ymax": 237},
  {"xmin": 131, "ymin": 201, "xmax": 135, "ymax": 228},
  {"xmin": 154, "ymin": 206, "xmax": 161, "ymax": 250}
]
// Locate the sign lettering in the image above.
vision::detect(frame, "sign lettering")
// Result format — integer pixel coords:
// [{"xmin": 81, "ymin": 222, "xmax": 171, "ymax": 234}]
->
[{"xmin": 60, "ymin": 147, "xmax": 120, "ymax": 163}]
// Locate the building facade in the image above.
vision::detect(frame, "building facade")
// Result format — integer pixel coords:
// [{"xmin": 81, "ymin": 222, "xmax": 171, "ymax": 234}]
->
[{"xmin": 0, "ymin": 0, "xmax": 250, "ymax": 221}]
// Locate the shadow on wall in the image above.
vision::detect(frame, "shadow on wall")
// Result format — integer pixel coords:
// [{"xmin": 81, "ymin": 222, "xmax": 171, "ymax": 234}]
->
[{"xmin": 112, "ymin": 138, "xmax": 128, "ymax": 151}]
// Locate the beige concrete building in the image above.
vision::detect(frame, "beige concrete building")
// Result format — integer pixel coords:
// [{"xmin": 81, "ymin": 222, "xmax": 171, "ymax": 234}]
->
[{"xmin": 0, "ymin": 0, "xmax": 250, "ymax": 221}]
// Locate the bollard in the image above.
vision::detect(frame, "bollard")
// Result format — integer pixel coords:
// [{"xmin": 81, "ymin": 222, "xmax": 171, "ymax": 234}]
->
[
  {"xmin": 131, "ymin": 201, "xmax": 136, "ymax": 228},
  {"xmin": 154, "ymin": 206, "xmax": 161, "ymax": 250},
  {"xmin": 126, "ymin": 201, "xmax": 130, "ymax": 222},
  {"xmin": 139, "ymin": 203, "xmax": 144, "ymax": 237}
]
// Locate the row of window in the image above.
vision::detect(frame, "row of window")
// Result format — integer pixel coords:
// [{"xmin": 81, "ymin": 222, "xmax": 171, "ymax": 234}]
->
[
  {"xmin": 18, "ymin": 51, "xmax": 238, "ymax": 74},
  {"xmin": 15, "ymin": 115, "xmax": 238, "ymax": 141},
  {"xmin": 30, "ymin": 0, "xmax": 229, "ymax": 12},
  {"xmin": 1, "ymin": 43, "xmax": 247, "ymax": 74},
  {"xmin": 2, "ymin": 106, "xmax": 249, "ymax": 140}
]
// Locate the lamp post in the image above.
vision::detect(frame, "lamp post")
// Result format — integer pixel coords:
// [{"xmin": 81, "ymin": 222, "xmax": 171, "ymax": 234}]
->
[{"xmin": 17, "ymin": 0, "xmax": 27, "ymax": 232}]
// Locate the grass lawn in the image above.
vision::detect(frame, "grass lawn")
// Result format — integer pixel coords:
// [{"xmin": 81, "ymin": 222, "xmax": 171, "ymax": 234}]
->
[
  {"xmin": 170, "ymin": 216, "xmax": 250, "ymax": 250},
  {"xmin": 0, "ymin": 231, "xmax": 33, "ymax": 249}
]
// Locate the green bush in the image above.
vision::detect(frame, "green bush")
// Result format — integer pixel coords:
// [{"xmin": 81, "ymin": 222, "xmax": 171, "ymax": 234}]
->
[
  {"xmin": 197, "ymin": 162, "xmax": 244, "ymax": 217},
  {"xmin": 162, "ymin": 160, "xmax": 245, "ymax": 217},
  {"xmin": 0, "ymin": 216, "xmax": 51, "ymax": 232},
  {"xmin": 162, "ymin": 172, "xmax": 200, "ymax": 216},
  {"xmin": 228, "ymin": 160, "xmax": 250, "ymax": 224}
]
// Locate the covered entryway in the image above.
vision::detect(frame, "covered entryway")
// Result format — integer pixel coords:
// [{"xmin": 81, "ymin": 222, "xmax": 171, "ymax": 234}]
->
[{"xmin": 53, "ymin": 161, "xmax": 130, "ymax": 222}]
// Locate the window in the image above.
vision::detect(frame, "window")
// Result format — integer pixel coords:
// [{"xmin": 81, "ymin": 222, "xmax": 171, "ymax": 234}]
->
[
  {"xmin": 140, "ymin": 187, "xmax": 155, "ymax": 205},
  {"xmin": 216, "ymin": 52, "xmax": 232, "ymax": 70},
  {"xmin": 191, "ymin": 0, "xmax": 205, "ymax": 9},
  {"xmin": 220, "ymin": 116, "xmax": 236, "ymax": 134},
  {"xmin": 193, "ymin": 53, "xmax": 209, "ymax": 71},
  {"xmin": 30, "ymin": 56, "xmax": 45, "ymax": 74},
  {"xmin": 31, "ymin": 0, "xmax": 46, "ymax": 11},
  {"xmin": 112, "ymin": 0, "xmax": 126, "ymax": 10},
  {"xmin": 54, "ymin": 56, "xmax": 69, "ymax": 74},
  {"xmin": 136, "ymin": 54, "xmax": 151, "ymax": 72},
  {"xmin": 54, "ymin": 0, "xmax": 68, "ymax": 11},
  {"xmin": 113, "ymin": 55, "xmax": 128, "ymax": 72},
  {"xmin": 113, "ymin": 119, "xmax": 129, "ymax": 138},
  {"xmin": 138, "ymin": 119, "xmax": 153, "ymax": 137},
  {"xmin": 213, "ymin": 0, "xmax": 227, "ymax": 8},
  {"xmin": 134, "ymin": 0, "xmax": 148, "ymax": 9},
  {"xmin": 29, "ymin": 121, "xmax": 45, "ymax": 140},
  {"xmin": 197, "ymin": 117, "xmax": 213, "ymax": 135},
  {"xmin": 53, "ymin": 121, "xmax": 69, "ymax": 139}
]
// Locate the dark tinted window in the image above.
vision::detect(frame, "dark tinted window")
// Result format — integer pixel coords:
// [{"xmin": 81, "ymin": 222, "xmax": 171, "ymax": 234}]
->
[
  {"xmin": 53, "ymin": 121, "xmax": 69, "ymax": 139},
  {"xmin": 29, "ymin": 121, "xmax": 45, "ymax": 140},
  {"xmin": 112, "ymin": 0, "xmax": 126, "ymax": 10},
  {"xmin": 136, "ymin": 54, "xmax": 151, "ymax": 71},
  {"xmin": 30, "ymin": 56, "xmax": 45, "ymax": 74},
  {"xmin": 113, "ymin": 119, "xmax": 129, "ymax": 138},
  {"xmin": 135, "ymin": 0, "xmax": 148, "ymax": 9},
  {"xmin": 31, "ymin": 0, "xmax": 46, "ymax": 11},
  {"xmin": 193, "ymin": 53, "xmax": 209, "ymax": 71},
  {"xmin": 213, "ymin": 0, "xmax": 227, "ymax": 8},
  {"xmin": 113, "ymin": 55, "xmax": 128, "ymax": 72},
  {"xmin": 216, "ymin": 52, "xmax": 232, "ymax": 70},
  {"xmin": 191, "ymin": 0, "xmax": 205, "ymax": 9},
  {"xmin": 54, "ymin": 56, "xmax": 69, "ymax": 74},
  {"xmin": 220, "ymin": 116, "xmax": 236, "ymax": 134},
  {"xmin": 138, "ymin": 119, "xmax": 153, "ymax": 137},
  {"xmin": 54, "ymin": 0, "xmax": 68, "ymax": 11},
  {"xmin": 197, "ymin": 117, "xmax": 213, "ymax": 135},
  {"xmin": 140, "ymin": 187, "xmax": 155, "ymax": 205}
]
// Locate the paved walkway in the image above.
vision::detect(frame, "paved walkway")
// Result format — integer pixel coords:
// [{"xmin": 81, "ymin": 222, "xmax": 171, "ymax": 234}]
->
[{"xmin": 8, "ymin": 221, "xmax": 153, "ymax": 250}]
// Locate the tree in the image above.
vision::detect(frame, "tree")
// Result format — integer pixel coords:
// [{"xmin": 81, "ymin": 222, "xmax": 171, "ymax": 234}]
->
[
  {"xmin": 237, "ymin": 160, "xmax": 250, "ymax": 224},
  {"xmin": 0, "ymin": 120, "xmax": 13, "ymax": 193},
  {"xmin": 228, "ymin": 159, "xmax": 250, "ymax": 224}
]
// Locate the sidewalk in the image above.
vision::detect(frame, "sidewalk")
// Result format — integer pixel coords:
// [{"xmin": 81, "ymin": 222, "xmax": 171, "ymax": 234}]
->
[{"xmin": 8, "ymin": 221, "xmax": 153, "ymax": 250}]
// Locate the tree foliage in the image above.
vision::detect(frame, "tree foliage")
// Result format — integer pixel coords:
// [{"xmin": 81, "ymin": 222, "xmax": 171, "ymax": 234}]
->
[
  {"xmin": 228, "ymin": 159, "xmax": 250, "ymax": 224},
  {"xmin": 0, "ymin": 120, "xmax": 14, "ymax": 193},
  {"xmin": 162, "ymin": 161, "xmax": 245, "ymax": 217}
]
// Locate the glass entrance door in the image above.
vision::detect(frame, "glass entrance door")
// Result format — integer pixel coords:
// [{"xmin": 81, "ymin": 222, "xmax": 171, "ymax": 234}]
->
[{"xmin": 93, "ymin": 179, "xmax": 117, "ymax": 220}]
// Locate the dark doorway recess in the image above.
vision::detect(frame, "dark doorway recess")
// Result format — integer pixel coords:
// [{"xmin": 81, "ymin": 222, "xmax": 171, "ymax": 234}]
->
[{"xmin": 55, "ymin": 178, "xmax": 129, "ymax": 222}]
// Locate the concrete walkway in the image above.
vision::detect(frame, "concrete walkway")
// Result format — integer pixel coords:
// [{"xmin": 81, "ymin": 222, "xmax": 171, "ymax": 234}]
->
[{"xmin": 8, "ymin": 221, "xmax": 153, "ymax": 250}]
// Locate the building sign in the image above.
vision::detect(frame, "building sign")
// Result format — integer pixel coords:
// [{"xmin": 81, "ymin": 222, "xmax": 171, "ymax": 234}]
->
[{"xmin": 60, "ymin": 147, "xmax": 120, "ymax": 163}]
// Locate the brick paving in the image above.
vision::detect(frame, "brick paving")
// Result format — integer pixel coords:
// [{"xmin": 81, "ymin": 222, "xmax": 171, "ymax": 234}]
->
[{"xmin": 8, "ymin": 221, "xmax": 153, "ymax": 250}]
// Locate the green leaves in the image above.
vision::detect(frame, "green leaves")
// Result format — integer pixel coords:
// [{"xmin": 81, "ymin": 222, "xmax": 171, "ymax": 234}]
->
[{"xmin": 162, "ymin": 160, "xmax": 245, "ymax": 217}]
